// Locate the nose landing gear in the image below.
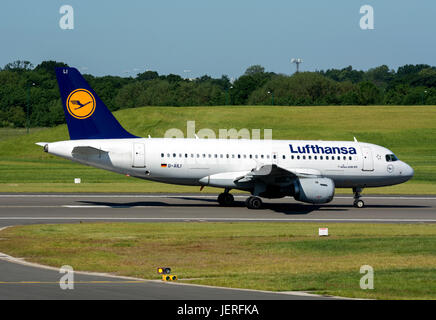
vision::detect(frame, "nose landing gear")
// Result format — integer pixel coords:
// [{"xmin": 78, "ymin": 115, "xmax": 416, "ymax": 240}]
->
[{"xmin": 353, "ymin": 187, "xmax": 365, "ymax": 208}]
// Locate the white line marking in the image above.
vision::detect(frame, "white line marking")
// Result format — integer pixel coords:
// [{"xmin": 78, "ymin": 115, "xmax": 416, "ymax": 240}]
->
[
  {"xmin": 0, "ymin": 194, "xmax": 435, "ymax": 200},
  {"xmin": 0, "ymin": 217, "xmax": 435, "ymax": 222},
  {"xmin": 63, "ymin": 205, "xmax": 112, "ymax": 208}
]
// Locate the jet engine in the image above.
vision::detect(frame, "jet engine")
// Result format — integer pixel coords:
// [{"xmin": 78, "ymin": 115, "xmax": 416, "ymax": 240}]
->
[{"xmin": 293, "ymin": 177, "xmax": 335, "ymax": 204}]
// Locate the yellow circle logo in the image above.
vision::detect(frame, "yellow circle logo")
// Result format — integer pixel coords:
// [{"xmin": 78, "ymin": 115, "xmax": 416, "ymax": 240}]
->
[{"xmin": 66, "ymin": 89, "xmax": 96, "ymax": 119}]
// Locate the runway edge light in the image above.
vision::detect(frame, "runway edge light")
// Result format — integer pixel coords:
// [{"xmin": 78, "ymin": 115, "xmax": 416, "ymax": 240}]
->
[
  {"xmin": 157, "ymin": 267, "xmax": 171, "ymax": 274},
  {"xmin": 319, "ymin": 228, "xmax": 328, "ymax": 236},
  {"xmin": 162, "ymin": 275, "xmax": 178, "ymax": 281}
]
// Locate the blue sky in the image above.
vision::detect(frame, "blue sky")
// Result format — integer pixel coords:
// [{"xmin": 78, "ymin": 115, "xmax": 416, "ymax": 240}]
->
[{"xmin": 1, "ymin": 0, "xmax": 435, "ymax": 78}]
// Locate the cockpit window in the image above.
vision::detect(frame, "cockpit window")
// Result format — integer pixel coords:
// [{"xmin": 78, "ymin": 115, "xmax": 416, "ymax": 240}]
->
[{"xmin": 385, "ymin": 154, "xmax": 399, "ymax": 162}]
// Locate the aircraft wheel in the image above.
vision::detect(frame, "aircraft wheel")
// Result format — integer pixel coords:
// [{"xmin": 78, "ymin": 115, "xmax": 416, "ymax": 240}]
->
[
  {"xmin": 353, "ymin": 200, "xmax": 364, "ymax": 208},
  {"xmin": 218, "ymin": 193, "xmax": 234, "ymax": 206},
  {"xmin": 246, "ymin": 196, "xmax": 262, "ymax": 209}
]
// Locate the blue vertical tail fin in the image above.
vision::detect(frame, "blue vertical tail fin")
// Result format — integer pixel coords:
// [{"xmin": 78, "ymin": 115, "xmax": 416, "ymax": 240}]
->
[{"xmin": 55, "ymin": 67, "xmax": 137, "ymax": 140}]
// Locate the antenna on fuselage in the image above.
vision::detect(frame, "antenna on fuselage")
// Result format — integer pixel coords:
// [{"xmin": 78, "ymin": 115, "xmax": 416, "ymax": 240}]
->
[{"xmin": 354, "ymin": 137, "xmax": 358, "ymax": 142}]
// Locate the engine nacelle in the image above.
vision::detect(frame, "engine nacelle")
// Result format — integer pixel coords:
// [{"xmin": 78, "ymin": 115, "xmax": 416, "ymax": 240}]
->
[{"xmin": 293, "ymin": 177, "xmax": 335, "ymax": 204}]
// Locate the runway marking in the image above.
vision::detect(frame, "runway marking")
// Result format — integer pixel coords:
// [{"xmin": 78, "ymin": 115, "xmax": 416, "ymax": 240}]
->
[
  {"xmin": 1, "ymin": 194, "xmax": 436, "ymax": 200},
  {"xmin": 0, "ymin": 217, "xmax": 435, "ymax": 222},
  {"xmin": 0, "ymin": 280, "xmax": 148, "ymax": 285}
]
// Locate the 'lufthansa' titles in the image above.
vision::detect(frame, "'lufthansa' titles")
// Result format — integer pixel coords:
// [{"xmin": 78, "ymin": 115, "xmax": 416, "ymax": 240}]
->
[{"xmin": 289, "ymin": 144, "xmax": 357, "ymax": 155}]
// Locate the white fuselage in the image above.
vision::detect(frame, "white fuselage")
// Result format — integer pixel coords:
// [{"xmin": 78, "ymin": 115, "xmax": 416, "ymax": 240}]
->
[{"xmin": 45, "ymin": 138, "xmax": 414, "ymax": 194}]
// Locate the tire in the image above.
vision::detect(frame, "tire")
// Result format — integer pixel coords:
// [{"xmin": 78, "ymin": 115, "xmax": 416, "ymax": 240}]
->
[
  {"xmin": 353, "ymin": 200, "xmax": 364, "ymax": 208},
  {"xmin": 218, "ymin": 193, "xmax": 234, "ymax": 206},
  {"xmin": 217, "ymin": 193, "xmax": 225, "ymax": 205},
  {"xmin": 223, "ymin": 193, "xmax": 234, "ymax": 206},
  {"xmin": 247, "ymin": 196, "xmax": 262, "ymax": 209}
]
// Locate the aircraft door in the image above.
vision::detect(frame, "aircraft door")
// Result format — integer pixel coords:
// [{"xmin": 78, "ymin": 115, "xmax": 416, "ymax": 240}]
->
[
  {"xmin": 132, "ymin": 143, "xmax": 146, "ymax": 168},
  {"xmin": 361, "ymin": 146, "xmax": 374, "ymax": 171}
]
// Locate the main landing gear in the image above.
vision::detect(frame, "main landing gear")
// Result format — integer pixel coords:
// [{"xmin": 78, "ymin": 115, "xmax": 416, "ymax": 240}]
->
[
  {"xmin": 353, "ymin": 187, "xmax": 364, "ymax": 208},
  {"xmin": 217, "ymin": 189, "xmax": 234, "ymax": 206},
  {"xmin": 217, "ymin": 189, "xmax": 263, "ymax": 209},
  {"xmin": 245, "ymin": 196, "xmax": 263, "ymax": 209}
]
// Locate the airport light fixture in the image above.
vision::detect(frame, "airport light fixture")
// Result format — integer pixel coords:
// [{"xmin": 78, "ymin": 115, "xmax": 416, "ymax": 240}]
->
[
  {"xmin": 225, "ymin": 85, "xmax": 233, "ymax": 105},
  {"xmin": 267, "ymin": 91, "xmax": 274, "ymax": 106},
  {"xmin": 422, "ymin": 90, "xmax": 428, "ymax": 105},
  {"xmin": 157, "ymin": 267, "xmax": 171, "ymax": 274},
  {"xmin": 291, "ymin": 58, "xmax": 303, "ymax": 73},
  {"xmin": 26, "ymin": 82, "xmax": 36, "ymax": 134}
]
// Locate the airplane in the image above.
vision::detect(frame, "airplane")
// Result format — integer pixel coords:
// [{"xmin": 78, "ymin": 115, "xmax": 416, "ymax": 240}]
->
[{"xmin": 36, "ymin": 67, "xmax": 414, "ymax": 209}]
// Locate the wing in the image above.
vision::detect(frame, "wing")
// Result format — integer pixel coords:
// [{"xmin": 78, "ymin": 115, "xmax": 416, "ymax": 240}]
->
[{"xmin": 235, "ymin": 164, "xmax": 321, "ymax": 185}]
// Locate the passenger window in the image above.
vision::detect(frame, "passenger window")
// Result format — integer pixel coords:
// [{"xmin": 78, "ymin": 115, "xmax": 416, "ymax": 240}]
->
[
  {"xmin": 173, "ymin": 153, "xmax": 176, "ymax": 157},
  {"xmin": 297, "ymin": 155, "xmax": 300, "ymax": 160},
  {"xmin": 161, "ymin": 153, "xmax": 164, "ymax": 157}
]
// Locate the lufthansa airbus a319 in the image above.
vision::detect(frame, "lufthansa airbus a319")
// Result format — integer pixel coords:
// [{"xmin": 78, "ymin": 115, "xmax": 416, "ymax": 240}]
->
[{"xmin": 37, "ymin": 68, "xmax": 414, "ymax": 209}]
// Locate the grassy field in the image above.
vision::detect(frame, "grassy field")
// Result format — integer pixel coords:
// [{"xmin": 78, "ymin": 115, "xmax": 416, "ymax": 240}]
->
[
  {"xmin": 1, "ymin": 222, "xmax": 436, "ymax": 299},
  {"xmin": 0, "ymin": 105, "xmax": 435, "ymax": 193}
]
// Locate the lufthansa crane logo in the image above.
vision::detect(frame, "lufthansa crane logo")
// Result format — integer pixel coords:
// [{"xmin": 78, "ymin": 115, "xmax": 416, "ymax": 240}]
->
[{"xmin": 66, "ymin": 89, "xmax": 96, "ymax": 119}]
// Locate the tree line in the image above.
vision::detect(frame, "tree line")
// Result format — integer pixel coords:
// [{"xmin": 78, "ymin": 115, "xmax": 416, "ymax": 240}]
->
[{"xmin": 1, "ymin": 60, "xmax": 435, "ymax": 128}]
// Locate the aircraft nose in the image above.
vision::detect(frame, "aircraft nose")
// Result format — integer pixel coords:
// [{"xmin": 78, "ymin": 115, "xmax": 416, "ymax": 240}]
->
[{"xmin": 402, "ymin": 162, "xmax": 414, "ymax": 180}]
